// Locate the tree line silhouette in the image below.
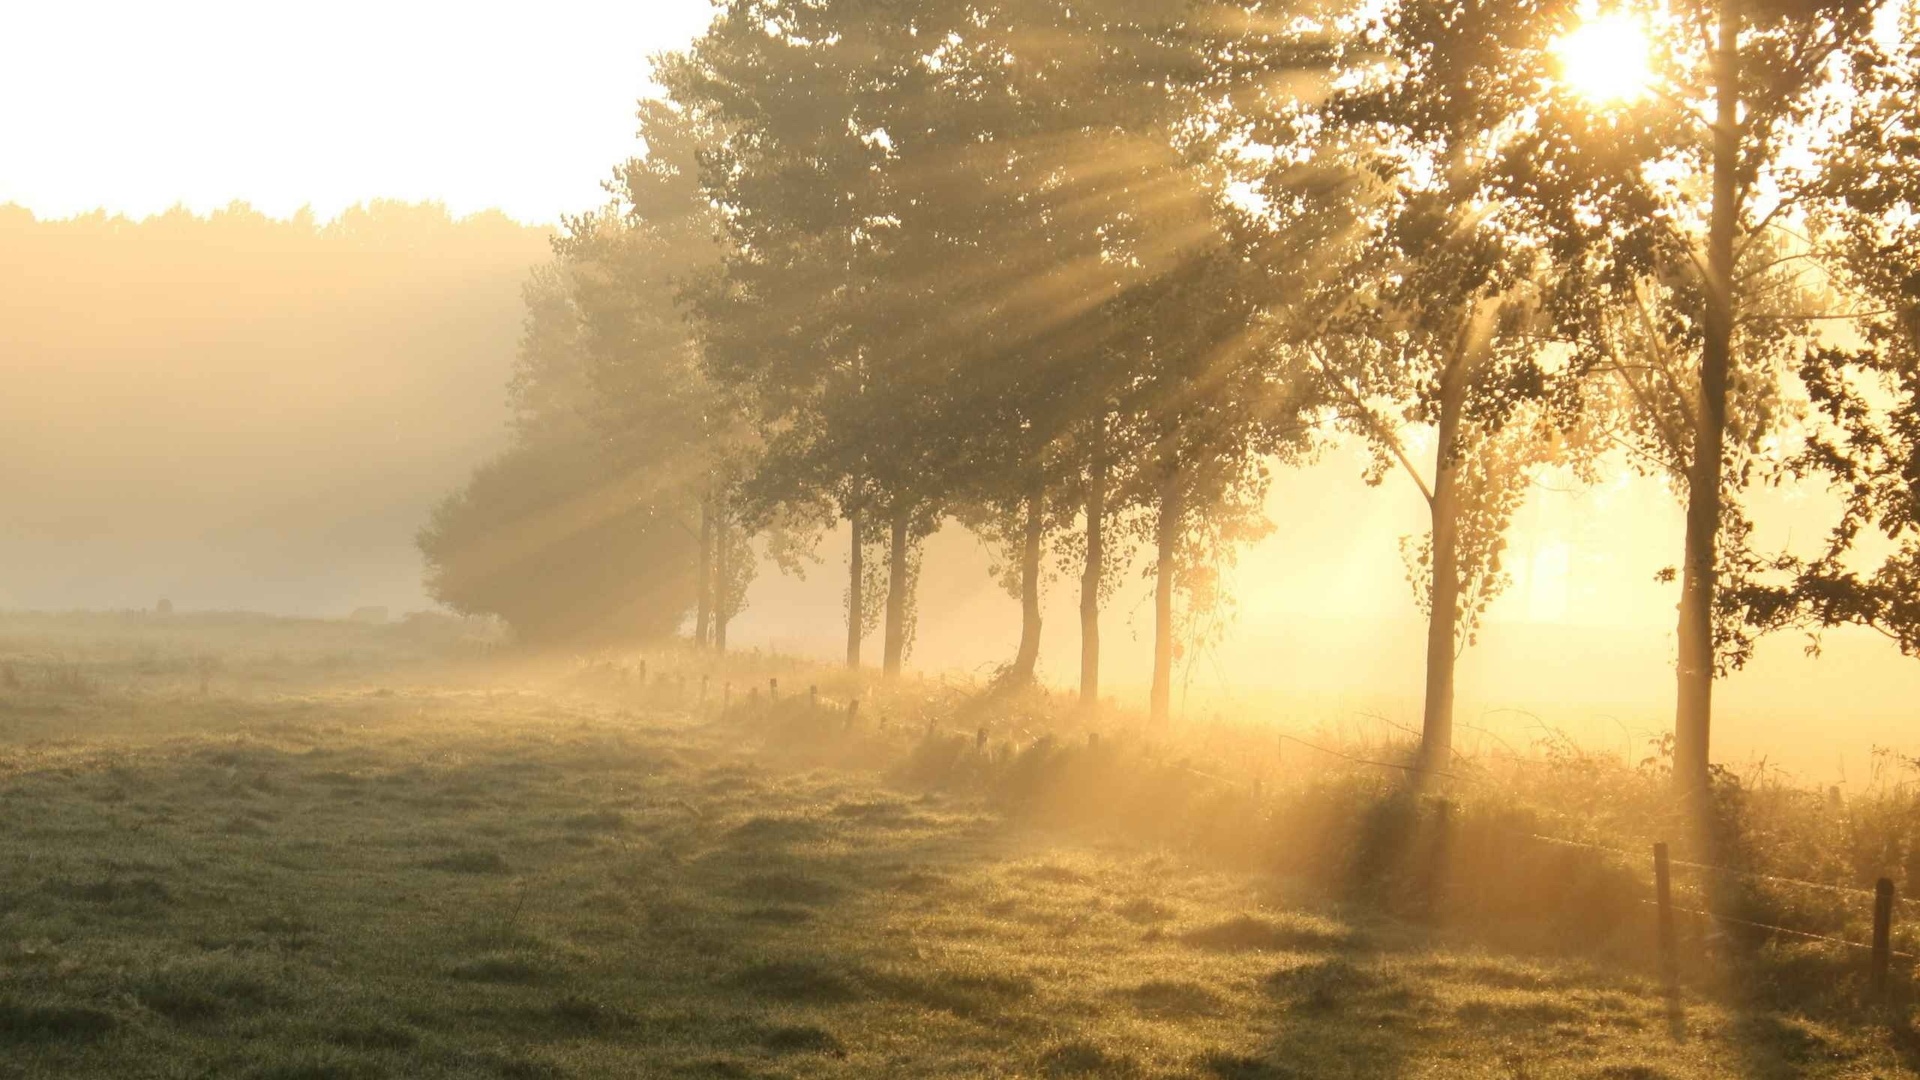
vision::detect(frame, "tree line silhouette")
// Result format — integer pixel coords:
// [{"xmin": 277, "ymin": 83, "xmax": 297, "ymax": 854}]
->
[{"xmin": 422, "ymin": 0, "xmax": 1920, "ymax": 789}]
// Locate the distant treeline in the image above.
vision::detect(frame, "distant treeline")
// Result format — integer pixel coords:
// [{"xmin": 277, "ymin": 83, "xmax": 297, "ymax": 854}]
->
[
  {"xmin": 422, "ymin": 0, "xmax": 1920, "ymax": 786},
  {"xmin": 0, "ymin": 201, "xmax": 549, "ymax": 614}
]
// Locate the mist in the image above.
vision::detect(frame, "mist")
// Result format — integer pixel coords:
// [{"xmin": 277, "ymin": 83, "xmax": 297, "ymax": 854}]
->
[
  {"xmin": 0, "ymin": 201, "xmax": 550, "ymax": 613},
  {"xmin": 9, "ymin": 0, "xmax": 1920, "ymax": 1074},
  {"xmin": 4, "ymin": 197, "xmax": 1916, "ymax": 781}
]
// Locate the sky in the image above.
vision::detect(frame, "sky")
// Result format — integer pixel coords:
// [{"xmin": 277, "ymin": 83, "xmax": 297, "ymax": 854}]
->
[{"xmin": 0, "ymin": 0, "xmax": 715, "ymax": 224}]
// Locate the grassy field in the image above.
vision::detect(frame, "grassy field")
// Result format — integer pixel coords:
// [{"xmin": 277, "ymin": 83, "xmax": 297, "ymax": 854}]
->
[{"xmin": 0, "ymin": 615, "xmax": 1914, "ymax": 1078}]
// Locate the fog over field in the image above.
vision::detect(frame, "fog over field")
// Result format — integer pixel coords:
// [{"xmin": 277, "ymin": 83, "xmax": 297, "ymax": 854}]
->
[
  {"xmin": 1, "ymin": 200, "xmax": 1914, "ymax": 779},
  {"xmin": 0, "ymin": 203, "xmax": 549, "ymax": 613},
  {"xmin": 10, "ymin": 1, "xmax": 1920, "ymax": 1076}
]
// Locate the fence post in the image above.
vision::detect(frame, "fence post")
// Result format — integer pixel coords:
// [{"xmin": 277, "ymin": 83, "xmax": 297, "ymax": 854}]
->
[
  {"xmin": 976, "ymin": 727, "xmax": 989, "ymax": 752},
  {"xmin": 769, "ymin": 677, "xmax": 779, "ymax": 701},
  {"xmin": 845, "ymin": 699, "xmax": 859, "ymax": 731},
  {"xmin": 1873, "ymin": 877, "xmax": 1894, "ymax": 998},
  {"xmin": 809, "ymin": 684, "xmax": 818, "ymax": 709},
  {"xmin": 1654, "ymin": 842, "xmax": 1677, "ymax": 992},
  {"xmin": 639, "ymin": 660, "xmax": 647, "ymax": 684}
]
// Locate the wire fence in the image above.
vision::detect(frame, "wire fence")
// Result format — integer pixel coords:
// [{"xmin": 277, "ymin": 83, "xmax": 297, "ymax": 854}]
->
[{"xmin": 701, "ymin": 677, "xmax": 1913, "ymax": 984}]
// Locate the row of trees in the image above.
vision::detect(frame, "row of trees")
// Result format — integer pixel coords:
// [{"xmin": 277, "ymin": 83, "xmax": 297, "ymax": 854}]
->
[{"xmin": 427, "ymin": 0, "xmax": 1920, "ymax": 791}]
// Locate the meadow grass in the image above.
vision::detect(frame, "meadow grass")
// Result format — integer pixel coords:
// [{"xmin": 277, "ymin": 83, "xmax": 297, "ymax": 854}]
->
[{"xmin": 0, "ymin": 615, "xmax": 1915, "ymax": 1077}]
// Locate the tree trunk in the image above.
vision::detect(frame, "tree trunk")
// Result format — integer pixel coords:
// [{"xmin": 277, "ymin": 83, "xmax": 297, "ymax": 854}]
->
[
  {"xmin": 1079, "ymin": 424, "xmax": 1107, "ymax": 709},
  {"xmin": 1009, "ymin": 488, "xmax": 1044, "ymax": 683},
  {"xmin": 883, "ymin": 510, "xmax": 910, "ymax": 677},
  {"xmin": 1150, "ymin": 460, "xmax": 1180, "ymax": 725},
  {"xmin": 1420, "ymin": 379, "xmax": 1464, "ymax": 775},
  {"xmin": 695, "ymin": 482, "xmax": 713, "ymax": 650},
  {"xmin": 1675, "ymin": 0, "xmax": 1740, "ymax": 794},
  {"xmin": 712, "ymin": 492, "xmax": 730, "ymax": 653},
  {"xmin": 846, "ymin": 507, "xmax": 863, "ymax": 670}
]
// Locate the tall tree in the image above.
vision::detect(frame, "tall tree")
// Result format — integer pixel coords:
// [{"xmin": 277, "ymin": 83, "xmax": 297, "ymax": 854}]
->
[
  {"xmin": 1236, "ymin": 3, "xmax": 1573, "ymax": 768},
  {"xmin": 418, "ymin": 264, "xmax": 700, "ymax": 644},
  {"xmin": 1110, "ymin": 246, "xmax": 1319, "ymax": 724},
  {"xmin": 1490, "ymin": 0, "xmax": 1888, "ymax": 790},
  {"xmin": 557, "ymin": 100, "xmax": 760, "ymax": 652},
  {"xmin": 666, "ymin": 5, "xmax": 951, "ymax": 675},
  {"xmin": 894, "ymin": 0, "xmax": 1273, "ymax": 696},
  {"xmin": 1250, "ymin": 0, "xmax": 1884, "ymax": 780}
]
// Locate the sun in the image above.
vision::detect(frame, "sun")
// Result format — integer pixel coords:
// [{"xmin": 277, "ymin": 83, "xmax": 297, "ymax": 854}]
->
[{"xmin": 1552, "ymin": 7, "xmax": 1655, "ymax": 105}]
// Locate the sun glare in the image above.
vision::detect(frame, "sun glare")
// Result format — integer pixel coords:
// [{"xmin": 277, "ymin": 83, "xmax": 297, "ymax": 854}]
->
[{"xmin": 1553, "ymin": 8, "xmax": 1655, "ymax": 105}]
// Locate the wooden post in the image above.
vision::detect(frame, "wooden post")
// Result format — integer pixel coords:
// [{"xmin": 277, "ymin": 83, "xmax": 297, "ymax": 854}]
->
[
  {"xmin": 845, "ymin": 699, "xmax": 859, "ymax": 731},
  {"xmin": 769, "ymin": 677, "xmax": 779, "ymax": 701},
  {"xmin": 809, "ymin": 684, "xmax": 818, "ymax": 708},
  {"xmin": 1654, "ymin": 842, "xmax": 1677, "ymax": 992},
  {"xmin": 976, "ymin": 727, "xmax": 988, "ymax": 751},
  {"xmin": 1873, "ymin": 877, "xmax": 1894, "ymax": 998},
  {"xmin": 639, "ymin": 660, "xmax": 648, "ymax": 684}
]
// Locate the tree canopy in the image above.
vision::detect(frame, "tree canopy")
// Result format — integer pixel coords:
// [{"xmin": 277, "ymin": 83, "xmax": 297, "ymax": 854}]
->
[{"xmin": 430, "ymin": 0, "xmax": 1920, "ymax": 785}]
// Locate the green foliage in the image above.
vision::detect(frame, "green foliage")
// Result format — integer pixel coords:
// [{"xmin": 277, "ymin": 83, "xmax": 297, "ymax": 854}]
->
[
  {"xmin": 417, "ymin": 431, "xmax": 697, "ymax": 644},
  {"xmin": 1732, "ymin": 5, "xmax": 1920, "ymax": 655}
]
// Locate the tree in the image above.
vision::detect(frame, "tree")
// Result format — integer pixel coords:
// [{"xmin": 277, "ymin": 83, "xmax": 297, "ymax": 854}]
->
[
  {"xmin": 418, "ymin": 266, "xmax": 699, "ymax": 644},
  {"xmin": 1489, "ymin": 0, "xmax": 1888, "ymax": 790},
  {"xmin": 666, "ymin": 4, "xmax": 952, "ymax": 675},
  {"xmin": 1295, "ymin": 215, "xmax": 1566, "ymax": 770},
  {"xmin": 1108, "ymin": 245, "xmax": 1319, "ymax": 724},
  {"xmin": 1248, "ymin": 0, "xmax": 1885, "ymax": 783},
  {"xmin": 1732, "ymin": 10, "xmax": 1920, "ymax": 657},
  {"xmin": 558, "ymin": 100, "xmax": 761, "ymax": 652},
  {"xmin": 880, "ymin": 0, "xmax": 1280, "ymax": 699},
  {"xmin": 1236, "ymin": 2, "xmax": 1575, "ymax": 768}
]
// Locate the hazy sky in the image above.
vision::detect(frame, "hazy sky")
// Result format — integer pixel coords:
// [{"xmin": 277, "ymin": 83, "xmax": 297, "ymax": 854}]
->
[{"xmin": 0, "ymin": 0, "xmax": 714, "ymax": 223}]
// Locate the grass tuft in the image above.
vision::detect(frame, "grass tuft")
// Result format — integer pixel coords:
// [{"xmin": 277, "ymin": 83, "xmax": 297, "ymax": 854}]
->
[
  {"xmin": 0, "ymin": 1000, "xmax": 116, "ymax": 1044},
  {"xmin": 324, "ymin": 1019, "xmax": 419, "ymax": 1051},
  {"xmin": 1195, "ymin": 1051, "xmax": 1286, "ymax": 1080},
  {"xmin": 448, "ymin": 951, "xmax": 548, "ymax": 984},
  {"xmin": 726, "ymin": 814, "xmax": 824, "ymax": 845},
  {"xmin": 729, "ymin": 871, "xmax": 842, "ymax": 906},
  {"xmin": 1180, "ymin": 913, "xmax": 1351, "ymax": 953},
  {"xmin": 134, "ymin": 959, "xmax": 285, "ymax": 1024},
  {"xmin": 737, "ymin": 904, "xmax": 815, "ymax": 924},
  {"xmin": 1125, "ymin": 979, "xmax": 1228, "ymax": 1017},
  {"xmin": 726, "ymin": 960, "xmax": 861, "ymax": 1003},
  {"xmin": 864, "ymin": 966, "xmax": 1034, "ymax": 1019},
  {"xmin": 1040, "ymin": 1038, "xmax": 1139, "ymax": 1077},
  {"xmin": 420, "ymin": 849, "xmax": 510, "ymax": 874},
  {"xmin": 758, "ymin": 1022, "xmax": 847, "ymax": 1055},
  {"xmin": 1263, "ymin": 957, "xmax": 1380, "ymax": 1011}
]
